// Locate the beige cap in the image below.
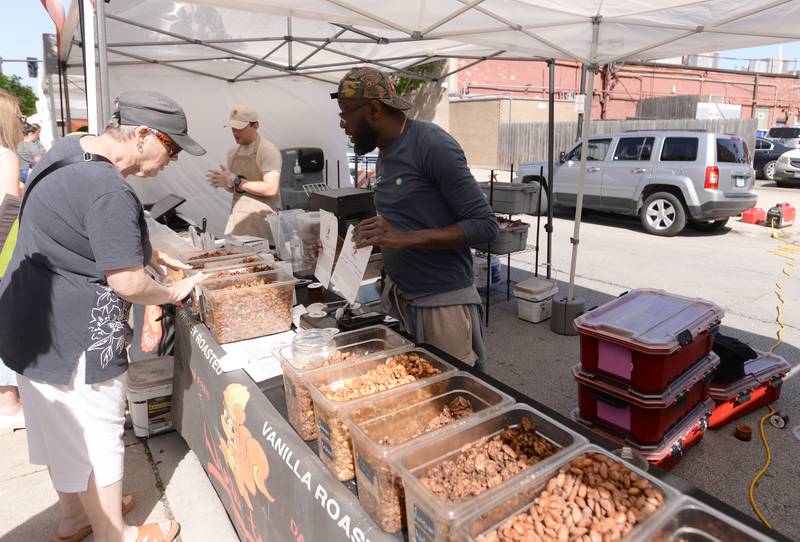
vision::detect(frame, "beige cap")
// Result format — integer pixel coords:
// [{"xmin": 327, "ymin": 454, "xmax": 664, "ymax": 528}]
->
[{"xmin": 225, "ymin": 105, "xmax": 258, "ymax": 129}]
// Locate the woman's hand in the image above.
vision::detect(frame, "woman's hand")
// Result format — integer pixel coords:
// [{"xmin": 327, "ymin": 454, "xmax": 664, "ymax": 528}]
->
[
  {"xmin": 149, "ymin": 250, "xmax": 190, "ymax": 277},
  {"xmin": 168, "ymin": 273, "xmax": 205, "ymax": 305}
]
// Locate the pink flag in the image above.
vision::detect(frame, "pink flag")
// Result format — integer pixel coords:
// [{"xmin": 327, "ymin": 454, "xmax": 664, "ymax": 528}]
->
[{"xmin": 39, "ymin": 0, "xmax": 66, "ymax": 35}]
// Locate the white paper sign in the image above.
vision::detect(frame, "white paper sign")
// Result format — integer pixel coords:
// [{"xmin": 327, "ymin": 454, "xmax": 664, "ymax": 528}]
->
[
  {"xmin": 574, "ymin": 94, "xmax": 586, "ymax": 115},
  {"xmin": 330, "ymin": 225, "xmax": 373, "ymax": 304},
  {"xmin": 314, "ymin": 210, "xmax": 338, "ymax": 287}
]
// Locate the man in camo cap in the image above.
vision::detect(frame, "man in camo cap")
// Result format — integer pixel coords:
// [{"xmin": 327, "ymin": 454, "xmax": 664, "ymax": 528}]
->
[{"xmin": 333, "ymin": 66, "xmax": 499, "ymax": 370}]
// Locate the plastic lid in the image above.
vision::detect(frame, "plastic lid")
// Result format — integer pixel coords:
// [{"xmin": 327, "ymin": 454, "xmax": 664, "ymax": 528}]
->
[
  {"xmin": 515, "ymin": 277, "xmax": 558, "ymax": 300},
  {"xmin": 128, "ymin": 357, "xmax": 174, "ymax": 389},
  {"xmin": 574, "ymin": 289, "xmax": 724, "ymax": 354},
  {"xmin": 573, "ymin": 352, "xmax": 719, "ymax": 408},
  {"xmin": 708, "ymin": 351, "xmax": 790, "ymax": 400}
]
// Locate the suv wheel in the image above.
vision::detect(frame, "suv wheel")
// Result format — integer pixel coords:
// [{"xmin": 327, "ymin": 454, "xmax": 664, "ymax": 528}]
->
[
  {"xmin": 762, "ymin": 160, "xmax": 777, "ymax": 181},
  {"xmin": 689, "ymin": 218, "xmax": 729, "ymax": 232},
  {"xmin": 640, "ymin": 192, "xmax": 687, "ymax": 236}
]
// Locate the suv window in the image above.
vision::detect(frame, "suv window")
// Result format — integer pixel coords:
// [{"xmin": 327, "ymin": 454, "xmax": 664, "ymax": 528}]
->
[
  {"xmin": 716, "ymin": 137, "xmax": 749, "ymax": 164},
  {"xmin": 661, "ymin": 137, "xmax": 698, "ymax": 162},
  {"xmin": 613, "ymin": 137, "xmax": 655, "ymax": 161},
  {"xmin": 755, "ymin": 138, "xmax": 772, "ymax": 150},
  {"xmin": 767, "ymin": 127, "xmax": 800, "ymax": 138},
  {"xmin": 566, "ymin": 139, "xmax": 612, "ymax": 162}
]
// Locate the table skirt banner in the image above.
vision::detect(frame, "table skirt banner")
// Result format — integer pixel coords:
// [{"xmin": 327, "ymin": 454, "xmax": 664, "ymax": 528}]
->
[{"xmin": 172, "ymin": 309, "xmax": 396, "ymax": 542}]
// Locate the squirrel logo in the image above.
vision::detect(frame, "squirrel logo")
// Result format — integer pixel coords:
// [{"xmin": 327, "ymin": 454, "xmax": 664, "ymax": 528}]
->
[{"xmin": 220, "ymin": 383, "xmax": 275, "ymax": 509}]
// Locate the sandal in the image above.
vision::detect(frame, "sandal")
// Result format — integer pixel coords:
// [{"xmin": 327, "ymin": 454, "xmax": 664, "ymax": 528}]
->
[
  {"xmin": 135, "ymin": 520, "xmax": 181, "ymax": 542},
  {"xmin": 52, "ymin": 494, "xmax": 138, "ymax": 542}
]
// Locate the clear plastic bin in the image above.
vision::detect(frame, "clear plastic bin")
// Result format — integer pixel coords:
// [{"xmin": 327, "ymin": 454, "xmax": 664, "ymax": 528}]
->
[
  {"xmin": 636, "ymin": 497, "xmax": 773, "ymax": 542},
  {"xmin": 396, "ymin": 404, "xmax": 587, "ymax": 542},
  {"xmin": 298, "ymin": 211, "xmax": 321, "ymax": 268},
  {"xmin": 179, "ymin": 245, "xmax": 258, "ymax": 269},
  {"xmin": 453, "ymin": 446, "xmax": 679, "ymax": 542},
  {"xmin": 305, "ymin": 349, "xmax": 456, "ymax": 481},
  {"xmin": 347, "ymin": 372, "xmax": 515, "ymax": 533},
  {"xmin": 200, "ymin": 269, "xmax": 296, "ymax": 344},
  {"xmin": 185, "ymin": 254, "xmax": 275, "ymax": 313},
  {"xmin": 274, "ymin": 326, "xmax": 414, "ymax": 441}
]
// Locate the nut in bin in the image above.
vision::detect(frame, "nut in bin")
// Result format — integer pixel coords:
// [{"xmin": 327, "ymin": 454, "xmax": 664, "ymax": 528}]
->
[{"xmin": 220, "ymin": 384, "xmax": 275, "ymax": 508}]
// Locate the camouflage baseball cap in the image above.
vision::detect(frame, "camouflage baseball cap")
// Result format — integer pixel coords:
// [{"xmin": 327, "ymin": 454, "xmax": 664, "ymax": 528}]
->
[{"xmin": 330, "ymin": 67, "xmax": 411, "ymax": 111}]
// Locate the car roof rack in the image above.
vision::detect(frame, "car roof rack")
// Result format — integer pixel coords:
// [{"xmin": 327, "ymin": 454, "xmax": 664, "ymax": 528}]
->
[{"xmin": 623, "ymin": 128, "xmax": 709, "ymax": 133}]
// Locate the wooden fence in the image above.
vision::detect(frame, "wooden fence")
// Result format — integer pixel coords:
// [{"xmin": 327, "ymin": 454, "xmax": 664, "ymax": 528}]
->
[{"xmin": 498, "ymin": 118, "xmax": 759, "ymax": 170}]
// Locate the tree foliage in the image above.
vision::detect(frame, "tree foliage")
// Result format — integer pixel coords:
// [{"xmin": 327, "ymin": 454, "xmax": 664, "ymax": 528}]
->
[
  {"xmin": 391, "ymin": 60, "xmax": 447, "ymax": 96},
  {"xmin": 0, "ymin": 74, "xmax": 37, "ymax": 116}
]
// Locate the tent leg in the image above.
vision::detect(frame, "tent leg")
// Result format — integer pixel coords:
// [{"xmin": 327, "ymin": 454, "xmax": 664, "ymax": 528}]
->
[
  {"xmin": 79, "ymin": 0, "xmax": 99, "ymax": 134},
  {"xmin": 96, "ymin": 0, "xmax": 112, "ymax": 125},
  {"xmin": 566, "ymin": 68, "xmax": 595, "ymax": 302},
  {"xmin": 546, "ymin": 59, "xmax": 555, "ymax": 280}
]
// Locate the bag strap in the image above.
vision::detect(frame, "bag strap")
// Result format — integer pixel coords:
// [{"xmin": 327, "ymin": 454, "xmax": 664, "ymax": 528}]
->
[{"xmin": 20, "ymin": 152, "xmax": 112, "ymax": 219}]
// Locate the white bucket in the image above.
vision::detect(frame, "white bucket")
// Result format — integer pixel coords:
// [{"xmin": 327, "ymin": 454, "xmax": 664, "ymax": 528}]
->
[
  {"xmin": 127, "ymin": 356, "xmax": 175, "ymax": 438},
  {"xmin": 515, "ymin": 277, "xmax": 558, "ymax": 323}
]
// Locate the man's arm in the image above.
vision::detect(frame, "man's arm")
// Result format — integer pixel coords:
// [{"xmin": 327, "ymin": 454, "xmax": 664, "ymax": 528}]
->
[
  {"xmin": 354, "ymin": 126, "xmax": 498, "ymax": 251},
  {"xmin": 237, "ymin": 170, "xmax": 280, "ymax": 198}
]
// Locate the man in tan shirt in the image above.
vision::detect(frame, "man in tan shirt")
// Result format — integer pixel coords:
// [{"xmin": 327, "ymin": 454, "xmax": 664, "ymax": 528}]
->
[{"xmin": 206, "ymin": 105, "xmax": 282, "ymax": 241}]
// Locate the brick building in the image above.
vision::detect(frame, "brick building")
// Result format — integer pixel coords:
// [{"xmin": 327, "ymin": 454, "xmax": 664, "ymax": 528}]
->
[{"xmin": 452, "ymin": 59, "xmax": 800, "ymax": 129}]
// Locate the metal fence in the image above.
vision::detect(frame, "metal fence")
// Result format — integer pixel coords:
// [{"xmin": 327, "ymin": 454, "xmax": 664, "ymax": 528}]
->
[{"xmin": 498, "ymin": 118, "xmax": 759, "ymax": 169}]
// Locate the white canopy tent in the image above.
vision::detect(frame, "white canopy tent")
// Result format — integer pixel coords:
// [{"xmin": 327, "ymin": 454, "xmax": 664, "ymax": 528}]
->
[{"xmin": 62, "ymin": 0, "xmax": 800, "ymax": 285}]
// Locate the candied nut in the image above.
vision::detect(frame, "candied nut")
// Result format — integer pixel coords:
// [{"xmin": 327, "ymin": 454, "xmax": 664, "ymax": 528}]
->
[
  {"xmin": 478, "ymin": 453, "xmax": 665, "ymax": 542},
  {"xmin": 420, "ymin": 417, "xmax": 558, "ymax": 503}
]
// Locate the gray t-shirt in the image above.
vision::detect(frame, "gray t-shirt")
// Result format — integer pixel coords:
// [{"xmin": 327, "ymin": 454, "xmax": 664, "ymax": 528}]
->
[
  {"xmin": 17, "ymin": 140, "xmax": 43, "ymax": 170},
  {"xmin": 375, "ymin": 119, "xmax": 498, "ymax": 295},
  {"xmin": 0, "ymin": 136, "xmax": 152, "ymax": 385}
]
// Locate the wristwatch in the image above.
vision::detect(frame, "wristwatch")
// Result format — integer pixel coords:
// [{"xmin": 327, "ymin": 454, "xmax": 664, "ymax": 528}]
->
[{"xmin": 233, "ymin": 175, "xmax": 245, "ymax": 193}]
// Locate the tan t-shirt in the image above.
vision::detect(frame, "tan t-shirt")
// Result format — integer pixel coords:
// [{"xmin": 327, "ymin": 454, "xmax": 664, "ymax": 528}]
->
[{"xmin": 224, "ymin": 133, "xmax": 282, "ymax": 240}]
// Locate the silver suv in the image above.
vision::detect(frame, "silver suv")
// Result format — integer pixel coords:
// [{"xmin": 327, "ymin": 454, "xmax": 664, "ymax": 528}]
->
[{"xmin": 516, "ymin": 130, "xmax": 757, "ymax": 236}]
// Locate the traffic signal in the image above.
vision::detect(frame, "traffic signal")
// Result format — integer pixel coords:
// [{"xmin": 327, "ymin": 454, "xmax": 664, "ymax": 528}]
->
[{"xmin": 27, "ymin": 57, "xmax": 38, "ymax": 78}]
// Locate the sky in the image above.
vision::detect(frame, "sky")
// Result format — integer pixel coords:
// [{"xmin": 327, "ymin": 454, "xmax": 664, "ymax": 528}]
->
[{"xmin": 3, "ymin": 2, "xmax": 800, "ymax": 90}]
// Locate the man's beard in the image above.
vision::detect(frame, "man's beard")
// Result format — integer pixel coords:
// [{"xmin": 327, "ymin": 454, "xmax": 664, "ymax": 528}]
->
[{"xmin": 352, "ymin": 123, "xmax": 379, "ymax": 155}]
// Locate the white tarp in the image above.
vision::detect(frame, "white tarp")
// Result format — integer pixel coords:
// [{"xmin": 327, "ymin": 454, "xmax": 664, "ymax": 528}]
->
[{"xmin": 109, "ymin": 65, "xmax": 349, "ymax": 234}]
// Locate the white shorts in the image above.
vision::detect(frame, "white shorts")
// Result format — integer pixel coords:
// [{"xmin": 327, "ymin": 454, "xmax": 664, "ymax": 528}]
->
[{"xmin": 17, "ymin": 353, "xmax": 128, "ymax": 492}]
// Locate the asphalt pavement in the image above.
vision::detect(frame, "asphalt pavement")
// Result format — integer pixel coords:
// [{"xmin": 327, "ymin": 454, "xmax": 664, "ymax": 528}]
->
[{"xmin": 482, "ymin": 179, "xmax": 800, "ymax": 540}]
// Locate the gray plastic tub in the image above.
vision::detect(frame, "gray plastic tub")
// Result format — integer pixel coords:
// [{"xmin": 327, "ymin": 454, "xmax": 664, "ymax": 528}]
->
[
  {"xmin": 474, "ymin": 223, "xmax": 529, "ymax": 254},
  {"xmin": 479, "ymin": 182, "xmax": 547, "ymax": 215}
]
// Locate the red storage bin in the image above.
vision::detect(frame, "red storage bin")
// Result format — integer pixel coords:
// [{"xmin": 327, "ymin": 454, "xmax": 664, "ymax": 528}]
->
[
  {"xmin": 741, "ymin": 207, "xmax": 765, "ymax": 224},
  {"xmin": 574, "ymin": 289, "xmax": 723, "ymax": 392},
  {"xmin": 708, "ymin": 351, "xmax": 790, "ymax": 429},
  {"xmin": 574, "ymin": 353, "xmax": 718, "ymax": 444},
  {"xmin": 573, "ymin": 398, "xmax": 713, "ymax": 471}
]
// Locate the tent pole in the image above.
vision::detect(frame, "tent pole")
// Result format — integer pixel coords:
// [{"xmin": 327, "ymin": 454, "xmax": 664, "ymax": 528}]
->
[
  {"xmin": 546, "ymin": 59, "xmax": 555, "ymax": 280},
  {"xmin": 96, "ymin": 0, "xmax": 111, "ymax": 125},
  {"xmin": 566, "ymin": 67, "xmax": 595, "ymax": 302},
  {"xmin": 79, "ymin": 0, "xmax": 99, "ymax": 134},
  {"xmin": 566, "ymin": 18, "xmax": 600, "ymax": 302},
  {"xmin": 57, "ymin": 59, "xmax": 67, "ymax": 136}
]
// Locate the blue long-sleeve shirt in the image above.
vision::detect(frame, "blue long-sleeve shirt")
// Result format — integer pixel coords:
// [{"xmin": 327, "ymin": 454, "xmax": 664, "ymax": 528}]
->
[{"xmin": 374, "ymin": 119, "xmax": 499, "ymax": 295}]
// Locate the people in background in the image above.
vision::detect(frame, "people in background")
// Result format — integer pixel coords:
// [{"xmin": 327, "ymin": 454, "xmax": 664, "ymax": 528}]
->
[
  {"xmin": 0, "ymin": 90, "xmax": 207, "ymax": 542},
  {"xmin": 17, "ymin": 123, "xmax": 43, "ymax": 184},
  {"xmin": 206, "ymin": 105, "xmax": 282, "ymax": 243},
  {"xmin": 334, "ymin": 67, "xmax": 499, "ymax": 370},
  {"xmin": 0, "ymin": 88, "xmax": 24, "ymax": 431}
]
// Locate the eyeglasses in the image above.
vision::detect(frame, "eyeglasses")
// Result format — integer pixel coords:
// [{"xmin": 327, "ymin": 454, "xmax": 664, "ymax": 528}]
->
[
  {"xmin": 151, "ymin": 129, "xmax": 181, "ymax": 158},
  {"xmin": 18, "ymin": 115, "xmax": 27, "ymax": 124},
  {"xmin": 338, "ymin": 101, "xmax": 370, "ymax": 121}
]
